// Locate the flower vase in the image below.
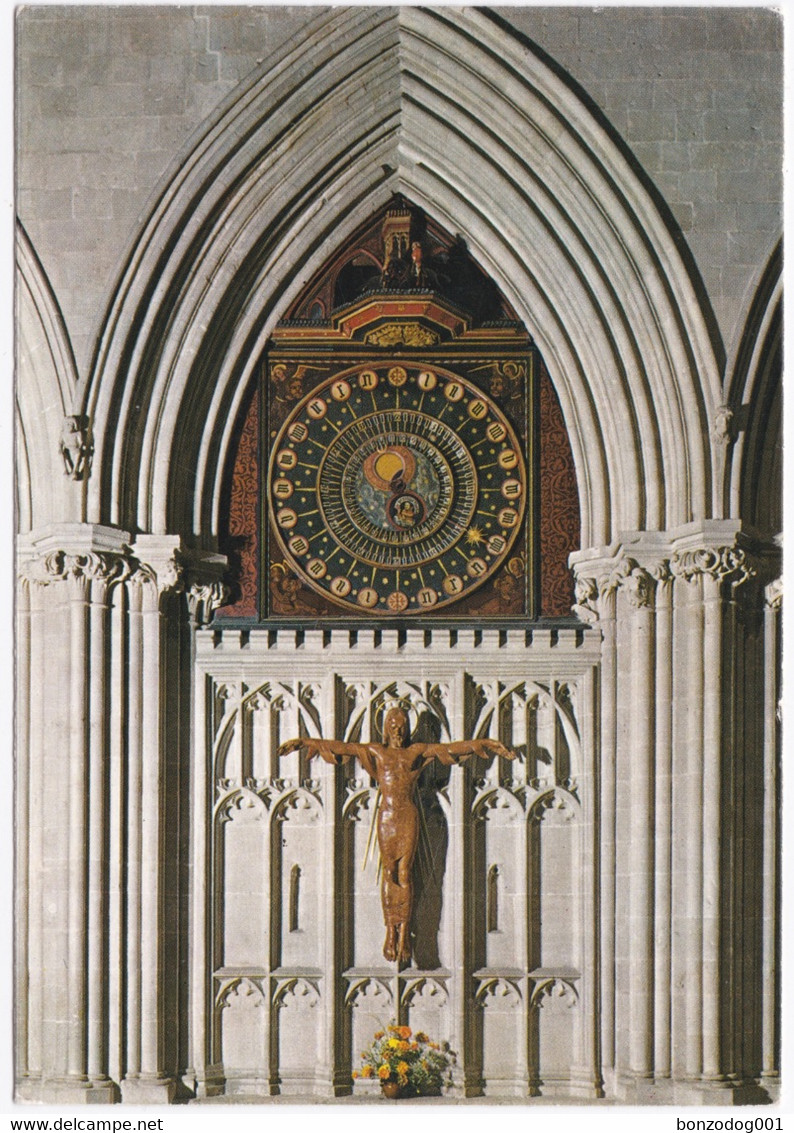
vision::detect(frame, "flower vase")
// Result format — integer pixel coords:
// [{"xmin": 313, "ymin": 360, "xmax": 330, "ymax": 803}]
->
[{"xmin": 381, "ymin": 1080, "xmax": 404, "ymax": 1099}]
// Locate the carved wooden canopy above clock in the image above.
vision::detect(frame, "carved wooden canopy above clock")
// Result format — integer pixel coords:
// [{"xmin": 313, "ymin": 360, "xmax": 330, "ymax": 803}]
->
[{"xmin": 263, "ymin": 199, "xmax": 538, "ymax": 623}]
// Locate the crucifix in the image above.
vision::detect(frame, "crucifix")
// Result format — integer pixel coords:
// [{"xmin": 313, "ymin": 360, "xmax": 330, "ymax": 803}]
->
[{"xmin": 278, "ymin": 705, "xmax": 515, "ymax": 963}]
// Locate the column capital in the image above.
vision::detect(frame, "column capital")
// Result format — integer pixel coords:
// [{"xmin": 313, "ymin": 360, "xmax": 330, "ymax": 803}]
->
[
  {"xmin": 130, "ymin": 536, "xmax": 228, "ymax": 615},
  {"xmin": 571, "ymin": 523, "xmax": 779, "ymax": 618}
]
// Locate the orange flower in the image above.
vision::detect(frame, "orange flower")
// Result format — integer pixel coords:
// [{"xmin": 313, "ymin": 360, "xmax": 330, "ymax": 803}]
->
[
  {"xmin": 361, "ymin": 1065, "xmax": 373, "ymax": 1078},
  {"xmin": 415, "ymin": 1032, "xmax": 429, "ymax": 1043},
  {"xmin": 374, "ymin": 1031, "xmax": 385, "ymax": 1039},
  {"xmin": 378, "ymin": 1064, "xmax": 391, "ymax": 1080},
  {"xmin": 352, "ymin": 1070, "xmax": 359, "ymax": 1079},
  {"xmin": 397, "ymin": 1025, "xmax": 412, "ymax": 1040}
]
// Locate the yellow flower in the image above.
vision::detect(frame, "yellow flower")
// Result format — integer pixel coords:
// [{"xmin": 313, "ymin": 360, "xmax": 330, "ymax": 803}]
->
[
  {"xmin": 415, "ymin": 1032, "xmax": 429, "ymax": 1043},
  {"xmin": 361, "ymin": 1065, "xmax": 373, "ymax": 1078},
  {"xmin": 378, "ymin": 1064, "xmax": 391, "ymax": 1080},
  {"xmin": 388, "ymin": 1037, "xmax": 400, "ymax": 1048}
]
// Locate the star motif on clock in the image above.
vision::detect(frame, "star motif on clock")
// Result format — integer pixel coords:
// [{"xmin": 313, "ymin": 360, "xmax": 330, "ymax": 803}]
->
[{"xmin": 268, "ymin": 362, "xmax": 526, "ymax": 615}]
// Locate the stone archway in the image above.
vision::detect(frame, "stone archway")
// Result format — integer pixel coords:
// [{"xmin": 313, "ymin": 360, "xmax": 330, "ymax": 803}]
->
[{"xmin": 15, "ymin": 6, "xmax": 781, "ymax": 1107}]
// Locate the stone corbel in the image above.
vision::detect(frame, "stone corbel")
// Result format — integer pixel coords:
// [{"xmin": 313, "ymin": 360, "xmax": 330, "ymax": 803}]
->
[
  {"xmin": 130, "ymin": 537, "xmax": 227, "ymax": 618},
  {"xmin": 619, "ymin": 562, "xmax": 655, "ymax": 610},
  {"xmin": 572, "ymin": 574, "xmax": 599, "ymax": 624},
  {"xmin": 710, "ymin": 405, "xmax": 735, "ymax": 447},
  {"xmin": 59, "ymin": 414, "xmax": 93, "ymax": 480},
  {"xmin": 187, "ymin": 580, "xmax": 229, "ymax": 627}
]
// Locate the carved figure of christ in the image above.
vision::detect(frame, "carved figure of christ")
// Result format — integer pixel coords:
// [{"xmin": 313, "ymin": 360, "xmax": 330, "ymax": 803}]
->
[{"xmin": 278, "ymin": 706, "xmax": 514, "ymax": 963}]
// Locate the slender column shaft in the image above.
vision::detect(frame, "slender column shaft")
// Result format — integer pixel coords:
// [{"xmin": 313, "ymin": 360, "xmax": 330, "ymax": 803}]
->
[
  {"xmin": 701, "ymin": 572, "xmax": 723, "ymax": 1078},
  {"xmin": 628, "ymin": 592, "xmax": 655, "ymax": 1076},
  {"xmin": 125, "ymin": 585, "xmax": 144, "ymax": 1077},
  {"xmin": 571, "ymin": 664, "xmax": 602, "ymax": 1095},
  {"xmin": 190, "ymin": 666, "xmax": 210, "ymax": 1090},
  {"xmin": 27, "ymin": 582, "xmax": 46, "ymax": 1079},
  {"xmin": 107, "ymin": 587, "xmax": 126, "ymax": 1086},
  {"xmin": 684, "ymin": 577, "xmax": 704, "ymax": 1078},
  {"xmin": 140, "ymin": 593, "xmax": 164, "ymax": 1076},
  {"xmin": 761, "ymin": 591, "xmax": 780, "ymax": 1077},
  {"xmin": 16, "ymin": 580, "xmax": 32, "ymax": 1083},
  {"xmin": 653, "ymin": 578, "xmax": 673, "ymax": 1078},
  {"xmin": 598, "ymin": 591, "xmax": 617, "ymax": 1077},
  {"xmin": 66, "ymin": 577, "xmax": 90, "ymax": 1080},
  {"xmin": 87, "ymin": 589, "xmax": 110, "ymax": 1083}
]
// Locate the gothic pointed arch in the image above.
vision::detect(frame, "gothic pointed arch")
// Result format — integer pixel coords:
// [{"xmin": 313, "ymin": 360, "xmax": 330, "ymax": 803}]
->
[
  {"xmin": 724, "ymin": 240, "xmax": 782, "ymax": 537},
  {"xmin": 16, "ymin": 222, "xmax": 81, "ymax": 533},
  {"xmin": 82, "ymin": 6, "xmax": 723, "ymax": 552}
]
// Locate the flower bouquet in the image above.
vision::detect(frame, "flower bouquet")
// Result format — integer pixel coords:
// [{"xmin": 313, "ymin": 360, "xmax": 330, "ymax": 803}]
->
[{"xmin": 354, "ymin": 1022, "xmax": 456, "ymax": 1098}]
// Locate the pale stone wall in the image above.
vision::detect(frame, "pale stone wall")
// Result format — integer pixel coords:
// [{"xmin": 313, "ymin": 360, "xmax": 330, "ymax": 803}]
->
[{"xmin": 16, "ymin": 6, "xmax": 782, "ymax": 377}]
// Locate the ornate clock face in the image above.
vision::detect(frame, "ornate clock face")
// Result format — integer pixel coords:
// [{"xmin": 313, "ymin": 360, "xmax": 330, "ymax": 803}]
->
[{"xmin": 268, "ymin": 362, "xmax": 526, "ymax": 614}]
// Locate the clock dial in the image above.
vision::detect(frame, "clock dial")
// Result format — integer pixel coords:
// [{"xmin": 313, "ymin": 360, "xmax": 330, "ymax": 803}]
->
[{"xmin": 268, "ymin": 362, "xmax": 526, "ymax": 614}]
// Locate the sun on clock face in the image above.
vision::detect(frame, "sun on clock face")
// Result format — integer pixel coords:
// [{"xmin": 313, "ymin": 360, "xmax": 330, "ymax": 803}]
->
[{"xmin": 267, "ymin": 361, "xmax": 526, "ymax": 615}]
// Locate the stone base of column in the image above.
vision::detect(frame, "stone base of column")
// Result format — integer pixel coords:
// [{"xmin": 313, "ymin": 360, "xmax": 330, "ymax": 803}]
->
[
  {"xmin": 618, "ymin": 1075, "xmax": 777, "ymax": 1106},
  {"xmin": 673, "ymin": 1079, "xmax": 778, "ymax": 1106},
  {"xmin": 18, "ymin": 1077, "xmax": 120, "ymax": 1104},
  {"xmin": 568, "ymin": 1067, "xmax": 606, "ymax": 1099},
  {"xmin": 121, "ymin": 1075, "xmax": 178, "ymax": 1104}
]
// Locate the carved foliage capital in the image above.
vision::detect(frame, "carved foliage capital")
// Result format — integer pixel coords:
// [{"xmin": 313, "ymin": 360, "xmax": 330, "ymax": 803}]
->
[
  {"xmin": 670, "ymin": 545, "xmax": 755, "ymax": 587},
  {"xmin": 765, "ymin": 577, "xmax": 783, "ymax": 609},
  {"xmin": 19, "ymin": 549, "xmax": 133, "ymax": 596},
  {"xmin": 187, "ymin": 579, "xmax": 229, "ymax": 627}
]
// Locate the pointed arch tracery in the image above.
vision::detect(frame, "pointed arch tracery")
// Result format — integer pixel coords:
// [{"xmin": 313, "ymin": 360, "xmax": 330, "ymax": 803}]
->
[{"xmin": 79, "ymin": 6, "xmax": 722, "ymax": 552}]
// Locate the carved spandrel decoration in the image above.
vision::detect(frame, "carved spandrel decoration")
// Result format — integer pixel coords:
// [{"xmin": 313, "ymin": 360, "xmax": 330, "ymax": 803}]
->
[
  {"xmin": 60, "ymin": 414, "xmax": 93, "ymax": 480},
  {"xmin": 279, "ymin": 702, "xmax": 513, "ymax": 964}
]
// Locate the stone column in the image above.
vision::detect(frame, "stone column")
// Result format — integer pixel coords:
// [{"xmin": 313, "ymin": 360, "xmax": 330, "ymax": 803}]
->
[
  {"xmin": 16, "ymin": 536, "xmax": 130, "ymax": 1104},
  {"xmin": 669, "ymin": 544, "xmax": 759, "ymax": 1104},
  {"xmin": 573, "ymin": 529, "xmax": 774, "ymax": 1106},
  {"xmin": 620, "ymin": 563, "xmax": 657, "ymax": 1084},
  {"xmin": 761, "ymin": 578, "xmax": 781, "ymax": 1085},
  {"xmin": 121, "ymin": 543, "xmax": 226, "ymax": 1103}
]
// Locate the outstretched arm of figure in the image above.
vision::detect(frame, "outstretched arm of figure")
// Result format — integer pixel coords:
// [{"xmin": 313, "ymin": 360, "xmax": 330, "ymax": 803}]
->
[
  {"xmin": 277, "ymin": 737, "xmax": 376, "ymax": 769},
  {"xmin": 419, "ymin": 738, "xmax": 515, "ymax": 766}
]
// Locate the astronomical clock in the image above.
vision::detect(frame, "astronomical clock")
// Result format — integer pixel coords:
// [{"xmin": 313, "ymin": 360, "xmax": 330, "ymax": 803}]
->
[{"xmin": 262, "ymin": 199, "xmax": 538, "ymax": 622}]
